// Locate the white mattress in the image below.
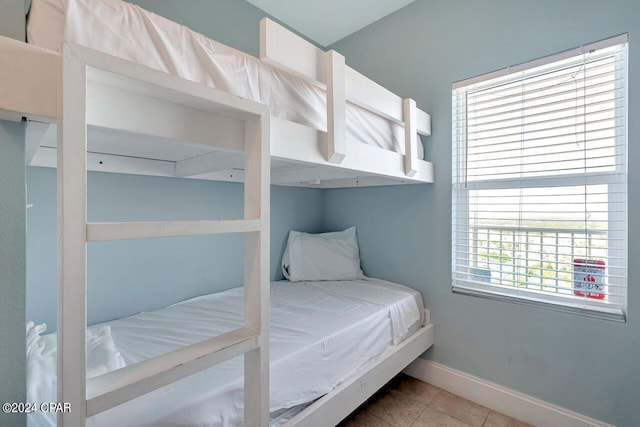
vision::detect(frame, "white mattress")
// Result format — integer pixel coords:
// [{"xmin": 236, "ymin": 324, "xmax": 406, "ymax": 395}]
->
[
  {"xmin": 28, "ymin": 279, "xmax": 424, "ymax": 427},
  {"xmin": 27, "ymin": 0, "xmax": 424, "ymax": 159}
]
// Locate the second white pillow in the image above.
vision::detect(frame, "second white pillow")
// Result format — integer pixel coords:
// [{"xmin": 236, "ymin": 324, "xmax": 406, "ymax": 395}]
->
[{"xmin": 282, "ymin": 227, "xmax": 365, "ymax": 282}]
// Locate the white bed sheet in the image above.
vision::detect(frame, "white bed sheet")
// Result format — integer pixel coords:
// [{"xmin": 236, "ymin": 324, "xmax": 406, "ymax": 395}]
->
[
  {"xmin": 29, "ymin": 279, "xmax": 424, "ymax": 427},
  {"xmin": 26, "ymin": 0, "xmax": 424, "ymax": 159}
]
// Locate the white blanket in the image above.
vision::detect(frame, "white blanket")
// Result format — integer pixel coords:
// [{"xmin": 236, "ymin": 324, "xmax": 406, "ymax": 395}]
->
[
  {"xmin": 27, "ymin": 0, "xmax": 424, "ymax": 159},
  {"xmin": 28, "ymin": 279, "xmax": 423, "ymax": 427}
]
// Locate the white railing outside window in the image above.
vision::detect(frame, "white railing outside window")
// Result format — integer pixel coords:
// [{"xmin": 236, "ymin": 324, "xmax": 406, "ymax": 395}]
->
[{"xmin": 452, "ymin": 35, "xmax": 628, "ymax": 321}]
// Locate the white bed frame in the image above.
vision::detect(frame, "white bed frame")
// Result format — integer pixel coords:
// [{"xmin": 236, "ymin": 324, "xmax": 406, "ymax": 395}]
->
[
  {"xmin": 1, "ymin": 18, "xmax": 433, "ymax": 189},
  {"xmin": 54, "ymin": 43, "xmax": 271, "ymax": 427},
  {"xmin": 0, "ymin": 14, "xmax": 435, "ymax": 427}
]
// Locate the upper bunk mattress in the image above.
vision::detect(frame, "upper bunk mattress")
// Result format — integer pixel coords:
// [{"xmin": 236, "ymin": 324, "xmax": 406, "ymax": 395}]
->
[
  {"xmin": 27, "ymin": 0, "xmax": 424, "ymax": 159},
  {"xmin": 27, "ymin": 278, "xmax": 425, "ymax": 427}
]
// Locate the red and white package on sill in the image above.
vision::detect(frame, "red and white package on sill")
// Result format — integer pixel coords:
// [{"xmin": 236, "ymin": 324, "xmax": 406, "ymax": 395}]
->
[{"xmin": 573, "ymin": 259, "xmax": 606, "ymax": 300}]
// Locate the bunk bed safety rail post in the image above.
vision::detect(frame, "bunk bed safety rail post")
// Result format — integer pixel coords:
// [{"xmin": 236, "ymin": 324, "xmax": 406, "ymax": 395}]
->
[
  {"xmin": 57, "ymin": 43, "xmax": 270, "ymax": 427},
  {"xmin": 325, "ymin": 50, "xmax": 346, "ymax": 164},
  {"xmin": 243, "ymin": 108, "xmax": 271, "ymax": 426},
  {"xmin": 57, "ymin": 44, "xmax": 89, "ymax": 427},
  {"xmin": 403, "ymin": 98, "xmax": 418, "ymax": 177}
]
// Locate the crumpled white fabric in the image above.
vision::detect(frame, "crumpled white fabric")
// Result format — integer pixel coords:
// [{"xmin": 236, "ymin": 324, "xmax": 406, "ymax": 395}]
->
[{"xmin": 27, "ymin": 279, "xmax": 424, "ymax": 427}]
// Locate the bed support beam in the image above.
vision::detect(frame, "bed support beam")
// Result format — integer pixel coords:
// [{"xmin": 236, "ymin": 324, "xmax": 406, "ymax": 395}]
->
[
  {"xmin": 174, "ymin": 151, "xmax": 245, "ymax": 177},
  {"xmin": 403, "ymin": 98, "xmax": 418, "ymax": 177},
  {"xmin": 25, "ymin": 120, "xmax": 52, "ymax": 165},
  {"xmin": 325, "ymin": 50, "xmax": 346, "ymax": 164}
]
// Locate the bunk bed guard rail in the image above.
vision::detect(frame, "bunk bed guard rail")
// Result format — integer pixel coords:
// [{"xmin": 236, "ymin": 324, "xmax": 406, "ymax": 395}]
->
[{"xmin": 260, "ymin": 18, "xmax": 432, "ymax": 178}]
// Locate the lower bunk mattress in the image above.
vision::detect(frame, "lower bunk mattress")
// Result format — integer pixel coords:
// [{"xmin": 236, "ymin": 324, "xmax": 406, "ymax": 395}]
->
[{"xmin": 27, "ymin": 278, "xmax": 425, "ymax": 427}]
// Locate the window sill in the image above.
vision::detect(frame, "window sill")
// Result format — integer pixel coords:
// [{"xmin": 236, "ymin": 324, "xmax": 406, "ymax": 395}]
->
[{"xmin": 452, "ymin": 284, "xmax": 626, "ymax": 323}]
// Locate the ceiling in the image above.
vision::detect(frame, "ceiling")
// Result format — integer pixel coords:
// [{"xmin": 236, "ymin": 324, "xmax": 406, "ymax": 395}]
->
[{"xmin": 245, "ymin": 0, "xmax": 416, "ymax": 47}]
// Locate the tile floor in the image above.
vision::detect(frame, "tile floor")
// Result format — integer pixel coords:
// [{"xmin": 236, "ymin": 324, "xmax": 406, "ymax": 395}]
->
[{"xmin": 339, "ymin": 374, "xmax": 532, "ymax": 427}]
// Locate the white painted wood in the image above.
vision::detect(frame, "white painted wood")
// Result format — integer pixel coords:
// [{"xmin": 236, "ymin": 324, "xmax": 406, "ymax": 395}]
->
[
  {"xmin": 0, "ymin": 36, "xmax": 59, "ymax": 120},
  {"xmin": 404, "ymin": 360, "xmax": 614, "ymax": 427},
  {"xmin": 86, "ymin": 219, "xmax": 260, "ymax": 241},
  {"xmin": 25, "ymin": 121, "xmax": 51, "ymax": 165},
  {"xmin": 174, "ymin": 151, "xmax": 245, "ymax": 177},
  {"xmin": 243, "ymin": 112, "xmax": 270, "ymax": 427},
  {"xmin": 86, "ymin": 328, "xmax": 260, "ymax": 417},
  {"xmin": 403, "ymin": 98, "xmax": 418, "ymax": 177},
  {"xmin": 53, "ymin": 42, "xmax": 272, "ymax": 427},
  {"xmin": 325, "ymin": 50, "xmax": 347, "ymax": 164},
  {"xmin": 87, "ymin": 82, "xmax": 246, "ymax": 153},
  {"xmin": 271, "ymin": 166, "xmax": 358, "ymax": 185},
  {"xmin": 259, "ymin": 19, "xmax": 432, "ymax": 135},
  {"xmin": 33, "ymin": 123, "xmax": 216, "ymax": 163},
  {"xmin": 271, "ymin": 117, "xmax": 434, "ymax": 183},
  {"xmin": 286, "ymin": 324, "xmax": 435, "ymax": 427},
  {"xmin": 311, "ymin": 175, "xmax": 425, "ymax": 189},
  {"xmin": 345, "ymin": 66, "xmax": 403, "ymax": 125},
  {"xmin": 77, "ymin": 45, "xmax": 267, "ymax": 119},
  {"xmin": 31, "ymin": 146, "xmax": 177, "ymax": 177},
  {"xmin": 416, "ymin": 108, "xmax": 431, "ymax": 136},
  {"xmin": 57, "ymin": 46, "xmax": 87, "ymax": 427},
  {"xmin": 259, "ymin": 18, "xmax": 326, "ymax": 87}
]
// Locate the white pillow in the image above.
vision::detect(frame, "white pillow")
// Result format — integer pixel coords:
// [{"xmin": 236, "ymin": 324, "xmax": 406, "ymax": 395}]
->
[{"xmin": 282, "ymin": 227, "xmax": 365, "ymax": 282}]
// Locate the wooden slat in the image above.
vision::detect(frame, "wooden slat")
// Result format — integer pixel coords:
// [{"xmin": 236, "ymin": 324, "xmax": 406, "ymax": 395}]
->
[
  {"xmin": 270, "ymin": 117, "xmax": 434, "ymax": 183},
  {"xmin": 259, "ymin": 18, "xmax": 326, "ymax": 86},
  {"xmin": 243, "ymin": 112, "xmax": 271, "ymax": 426},
  {"xmin": 86, "ymin": 219, "xmax": 260, "ymax": 241},
  {"xmin": 326, "ymin": 50, "xmax": 346, "ymax": 164},
  {"xmin": 57, "ymin": 46, "xmax": 88, "ymax": 427},
  {"xmin": 31, "ymin": 146, "xmax": 176, "ymax": 177},
  {"xmin": 416, "ymin": 109, "xmax": 431, "ymax": 136},
  {"xmin": 174, "ymin": 151, "xmax": 245, "ymax": 177},
  {"xmin": 86, "ymin": 328, "xmax": 259, "ymax": 417},
  {"xmin": 0, "ymin": 36, "xmax": 59, "ymax": 120},
  {"xmin": 403, "ymin": 98, "xmax": 418, "ymax": 177}
]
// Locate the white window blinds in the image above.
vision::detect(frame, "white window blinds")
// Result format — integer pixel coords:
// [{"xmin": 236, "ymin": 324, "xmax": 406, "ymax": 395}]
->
[{"xmin": 452, "ymin": 35, "xmax": 628, "ymax": 321}]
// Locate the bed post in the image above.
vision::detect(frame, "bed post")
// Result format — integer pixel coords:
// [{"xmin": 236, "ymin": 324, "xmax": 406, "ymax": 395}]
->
[
  {"xmin": 57, "ymin": 46, "xmax": 88, "ymax": 427},
  {"xmin": 403, "ymin": 98, "xmax": 418, "ymax": 177},
  {"xmin": 325, "ymin": 50, "xmax": 346, "ymax": 164},
  {"xmin": 243, "ymin": 111, "xmax": 271, "ymax": 426}
]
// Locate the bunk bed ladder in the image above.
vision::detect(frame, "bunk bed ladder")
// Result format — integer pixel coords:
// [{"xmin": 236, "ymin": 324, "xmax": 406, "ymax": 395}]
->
[{"xmin": 56, "ymin": 43, "xmax": 270, "ymax": 427}]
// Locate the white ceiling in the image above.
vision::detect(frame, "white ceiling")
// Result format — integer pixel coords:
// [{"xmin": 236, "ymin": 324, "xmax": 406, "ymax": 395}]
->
[{"xmin": 246, "ymin": 0, "xmax": 416, "ymax": 47}]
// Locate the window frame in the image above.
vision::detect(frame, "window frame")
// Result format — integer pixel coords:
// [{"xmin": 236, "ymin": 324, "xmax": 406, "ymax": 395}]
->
[{"xmin": 451, "ymin": 35, "xmax": 628, "ymax": 322}]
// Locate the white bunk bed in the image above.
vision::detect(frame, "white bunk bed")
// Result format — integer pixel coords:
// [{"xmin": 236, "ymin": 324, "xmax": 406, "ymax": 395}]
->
[
  {"xmin": 13, "ymin": 0, "xmax": 433, "ymax": 189},
  {"xmin": 28, "ymin": 278, "xmax": 429, "ymax": 427},
  {"xmin": 1, "ymin": 0, "xmax": 436, "ymax": 426}
]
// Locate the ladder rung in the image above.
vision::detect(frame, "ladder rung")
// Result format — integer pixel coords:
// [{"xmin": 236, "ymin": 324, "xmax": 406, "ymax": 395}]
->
[
  {"xmin": 86, "ymin": 219, "xmax": 260, "ymax": 241},
  {"xmin": 86, "ymin": 327, "xmax": 259, "ymax": 416}
]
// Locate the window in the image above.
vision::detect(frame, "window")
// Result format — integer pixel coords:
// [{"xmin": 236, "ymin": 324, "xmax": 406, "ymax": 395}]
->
[{"xmin": 452, "ymin": 35, "xmax": 628, "ymax": 321}]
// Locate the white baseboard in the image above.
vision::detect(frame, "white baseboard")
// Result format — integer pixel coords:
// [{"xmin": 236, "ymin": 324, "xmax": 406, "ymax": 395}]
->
[{"xmin": 404, "ymin": 359, "xmax": 613, "ymax": 427}]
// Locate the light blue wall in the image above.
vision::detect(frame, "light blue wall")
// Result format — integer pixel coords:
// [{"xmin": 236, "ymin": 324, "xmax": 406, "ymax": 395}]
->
[
  {"xmin": 26, "ymin": 167, "xmax": 324, "ymax": 329},
  {"xmin": 127, "ymin": 0, "xmax": 265, "ymax": 57},
  {"xmin": 328, "ymin": 1, "xmax": 640, "ymax": 425},
  {"xmin": 1, "ymin": 0, "xmax": 25, "ymax": 41},
  {"xmin": 0, "ymin": 120, "xmax": 26, "ymax": 427},
  {"xmin": 1, "ymin": 3, "xmax": 27, "ymax": 426}
]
